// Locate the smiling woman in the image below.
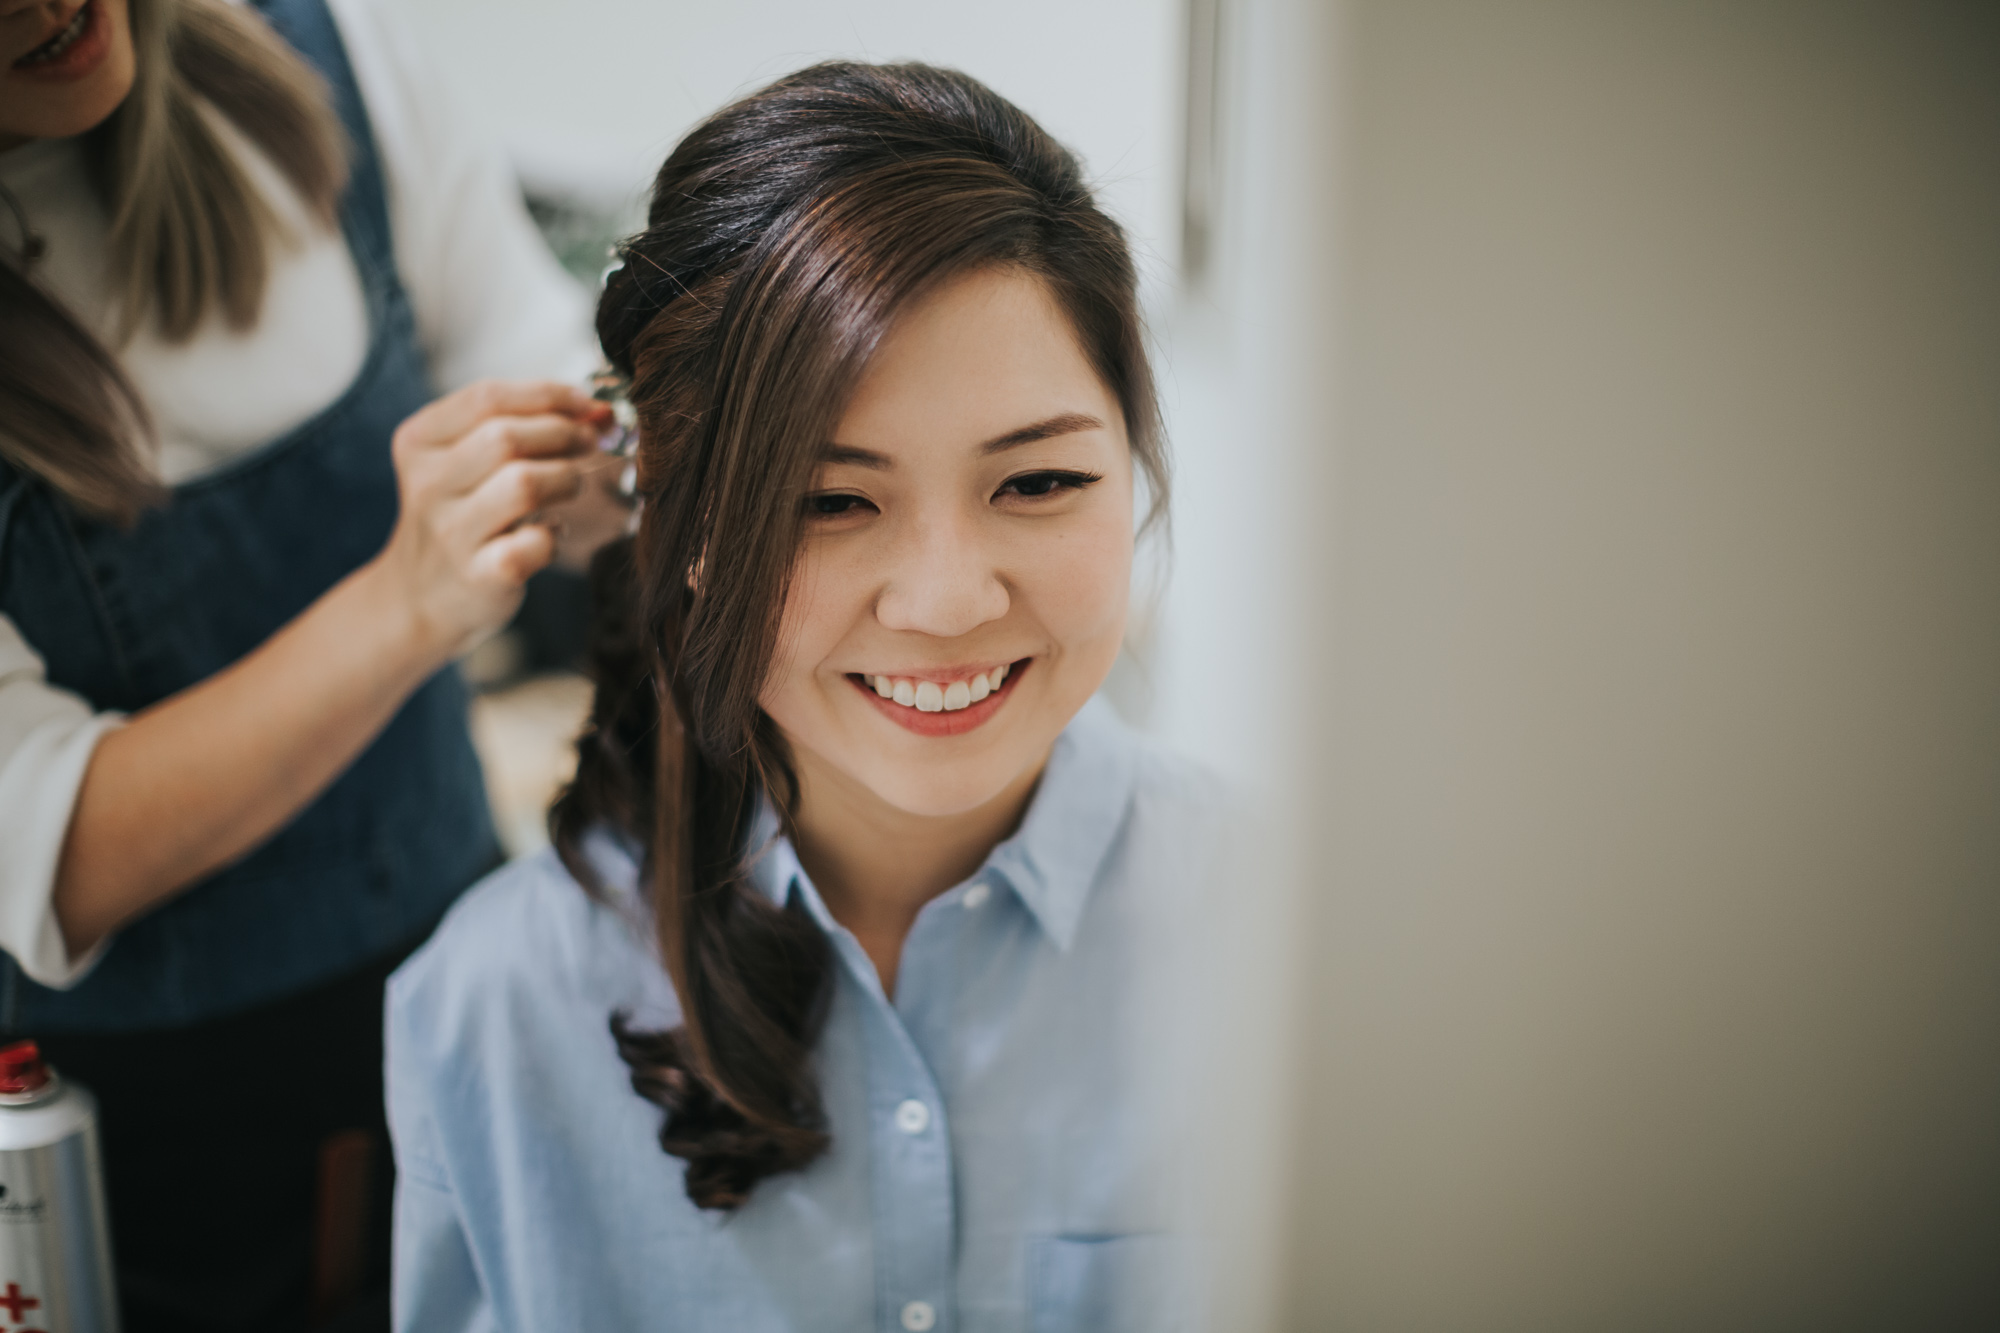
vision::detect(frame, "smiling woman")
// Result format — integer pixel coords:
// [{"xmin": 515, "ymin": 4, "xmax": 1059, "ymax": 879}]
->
[
  {"xmin": 385, "ymin": 61, "xmax": 1216, "ymax": 1333},
  {"xmin": 571, "ymin": 65, "xmax": 1166, "ymax": 1205}
]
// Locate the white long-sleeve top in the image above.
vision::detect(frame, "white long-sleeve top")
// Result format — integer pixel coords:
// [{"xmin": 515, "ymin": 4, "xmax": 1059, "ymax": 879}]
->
[{"xmin": 0, "ymin": 0, "xmax": 597, "ymax": 989}]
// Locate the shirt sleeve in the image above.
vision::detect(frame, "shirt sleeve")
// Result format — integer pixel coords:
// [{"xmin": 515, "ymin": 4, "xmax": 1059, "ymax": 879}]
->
[
  {"xmin": 324, "ymin": 0, "xmax": 600, "ymax": 392},
  {"xmin": 0, "ymin": 614, "xmax": 117, "ymax": 989},
  {"xmin": 392, "ymin": 1174, "xmax": 493, "ymax": 1333},
  {"xmin": 387, "ymin": 971, "xmax": 496, "ymax": 1333}
]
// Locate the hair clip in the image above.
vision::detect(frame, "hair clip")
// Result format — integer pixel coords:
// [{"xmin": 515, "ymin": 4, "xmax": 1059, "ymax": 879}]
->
[{"xmin": 590, "ymin": 368, "xmax": 641, "ymax": 500}]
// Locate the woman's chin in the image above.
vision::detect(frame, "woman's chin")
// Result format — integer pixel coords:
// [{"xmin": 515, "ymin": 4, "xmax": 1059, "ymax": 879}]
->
[{"xmin": 843, "ymin": 759, "xmax": 1034, "ymax": 822}]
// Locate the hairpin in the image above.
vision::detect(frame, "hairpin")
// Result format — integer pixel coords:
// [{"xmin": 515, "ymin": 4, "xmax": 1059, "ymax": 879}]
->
[{"xmin": 590, "ymin": 367, "xmax": 641, "ymax": 500}]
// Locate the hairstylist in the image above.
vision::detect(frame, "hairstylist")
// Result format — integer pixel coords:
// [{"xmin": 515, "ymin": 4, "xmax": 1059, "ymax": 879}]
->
[{"xmin": 0, "ymin": 0, "xmax": 612, "ymax": 1326}]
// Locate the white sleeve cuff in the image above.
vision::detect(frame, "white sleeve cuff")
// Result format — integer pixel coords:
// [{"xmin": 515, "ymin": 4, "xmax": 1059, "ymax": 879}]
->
[{"xmin": 0, "ymin": 656, "xmax": 123, "ymax": 989}]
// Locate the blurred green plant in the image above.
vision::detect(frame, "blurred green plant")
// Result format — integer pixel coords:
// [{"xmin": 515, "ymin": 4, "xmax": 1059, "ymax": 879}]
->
[{"xmin": 524, "ymin": 189, "xmax": 643, "ymax": 288}]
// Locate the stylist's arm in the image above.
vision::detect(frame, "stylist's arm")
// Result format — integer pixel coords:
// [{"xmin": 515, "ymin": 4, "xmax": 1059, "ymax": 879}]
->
[{"xmin": 49, "ymin": 379, "xmax": 604, "ymax": 958}]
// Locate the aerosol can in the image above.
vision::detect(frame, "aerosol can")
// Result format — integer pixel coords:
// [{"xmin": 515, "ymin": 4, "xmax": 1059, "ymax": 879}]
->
[{"xmin": 0, "ymin": 1042, "xmax": 118, "ymax": 1332}]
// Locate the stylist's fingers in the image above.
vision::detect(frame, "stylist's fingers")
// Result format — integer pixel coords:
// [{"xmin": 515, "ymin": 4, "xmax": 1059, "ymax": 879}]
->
[
  {"xmin": 374, "ymin": 380, "xmax": 611, "ymax": 661},
  {"xmin": 449, "ymin": 458, "xmax": 585, "ymax": 550},
  {"xmin": 393, "ymin": 379, "xmax": 602, "ymax": 455},
  {"xmin": 468, "ymin": 522, "xmax": 558, "ymax": 588},
  {"xmin": 429, "ymin": 413, "xmax": 597, "ymax": 496}
]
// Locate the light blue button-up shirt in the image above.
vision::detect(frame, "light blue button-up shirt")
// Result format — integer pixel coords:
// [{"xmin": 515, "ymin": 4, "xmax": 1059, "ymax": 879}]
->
[{"xmin": 387, "ymin": 699, "xmax": 1218, "ymax": 1332}]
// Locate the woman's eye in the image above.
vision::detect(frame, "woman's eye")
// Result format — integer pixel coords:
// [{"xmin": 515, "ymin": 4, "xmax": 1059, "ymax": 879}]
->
[
  {"xmin": 998, "ymin": 470, "xmax": 1103, "ymax": 500},
  {"xmin": 805, "ymin": 492, "xmax": 874, "ymax": 518}
]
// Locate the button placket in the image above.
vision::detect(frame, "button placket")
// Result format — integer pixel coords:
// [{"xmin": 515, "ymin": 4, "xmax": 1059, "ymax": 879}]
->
[
  {"xmin": 855, "ymin": 914, "xmax": 955, "ymax": 1333},
  {"xmin": 781, "ymin": 852, "xmax": 956, "ymax": 1333}
]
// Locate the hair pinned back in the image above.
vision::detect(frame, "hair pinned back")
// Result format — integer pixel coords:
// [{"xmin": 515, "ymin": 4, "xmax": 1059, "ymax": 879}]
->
[{"xmin": 554, "ymin": 60, "xmax": 1165, "ymax": 1210}]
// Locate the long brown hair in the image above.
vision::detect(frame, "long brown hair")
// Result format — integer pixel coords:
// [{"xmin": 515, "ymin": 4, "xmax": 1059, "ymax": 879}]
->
[
  {"xmin": 552, "ymin": 61, "xmax": 1167, "ymax": 1210},
  {"xmin": 0, "ymin": 0, "xmax": 345, "ymax": 523}
]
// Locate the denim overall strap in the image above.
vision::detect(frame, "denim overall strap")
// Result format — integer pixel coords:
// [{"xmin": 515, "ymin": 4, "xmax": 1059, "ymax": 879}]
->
[
  {"xmin": 0, "ymin": 0, "xmax": 500, "ymax": 1031},
  {"xmin": 258, "ymin": 0, "xmax": 395, "ymax": 284}
]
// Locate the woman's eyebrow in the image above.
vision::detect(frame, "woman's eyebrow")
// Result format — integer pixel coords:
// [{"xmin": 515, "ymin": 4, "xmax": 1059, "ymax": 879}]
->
[
  {"xmin": 819, "ymin": 412, "xmax": 1107, "ymax": 470},
  {"xmin": 819, "ymin": 445, "xmax": 893, "ymax": 470},
  {"xmin": 981, "ymin": 412, "xmax": 1106, "ymax": 454}
]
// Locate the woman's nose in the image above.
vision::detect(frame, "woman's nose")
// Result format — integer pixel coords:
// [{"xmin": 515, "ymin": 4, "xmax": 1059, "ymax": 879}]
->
[{"xmin": 873, "ymin": 514, "xmax": 1010, "ymax": 639}]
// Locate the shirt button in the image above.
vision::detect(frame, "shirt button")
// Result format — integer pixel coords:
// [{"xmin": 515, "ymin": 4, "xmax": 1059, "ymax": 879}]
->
[
  {"xmin": 962, "ymin": 882, "xmax": 990, "ymax": 909},
  {"xmin": 900, "ymin": 1301, "xmax": 937, "ymax": 1332},
  {"xmin": 893, "ymin": 1098, "xmax": 931, "ymax": 1135}
]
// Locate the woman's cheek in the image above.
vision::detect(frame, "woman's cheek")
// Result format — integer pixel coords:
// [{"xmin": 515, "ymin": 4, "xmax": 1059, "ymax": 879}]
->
[
  {"xmin": 1023, "ymin": 513, "xmax": 1134, "ymax": 649},
  {"xmin": 762, "ymin": 551, "xmax": 845, "ymax": 715}
]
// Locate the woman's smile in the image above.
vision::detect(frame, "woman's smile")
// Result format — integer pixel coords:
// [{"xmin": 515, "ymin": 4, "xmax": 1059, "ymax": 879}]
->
[
  {"xmin": 847, "ymin": 657, "xmax": 1030, "ymax": 737},
  {"xmin": 0, "ymin": 0, "xmax": 132, "ymax": 150},
  {"xmin": 9, "ymin": 1, "xmax": 109, "ymax": 81}
]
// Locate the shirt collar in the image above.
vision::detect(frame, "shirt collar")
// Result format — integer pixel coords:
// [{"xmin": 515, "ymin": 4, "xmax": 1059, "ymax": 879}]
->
[
  {"xmin": 742, "ymin": 695, "xmax": 1141, "ymax": 952},
  {"xmin": 978, "ymin": 696, "xmax": 1139, "ymax": 950}
]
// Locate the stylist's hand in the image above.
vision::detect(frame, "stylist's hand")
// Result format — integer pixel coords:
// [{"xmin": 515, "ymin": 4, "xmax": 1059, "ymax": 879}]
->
[{"xmin": 367, "ymin": 379, "xmax": 608, "ymax": 662}]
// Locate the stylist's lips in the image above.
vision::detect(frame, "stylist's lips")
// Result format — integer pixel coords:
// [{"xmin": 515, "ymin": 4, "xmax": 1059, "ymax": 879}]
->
[
  {"xmin": 850, "ymin": 660, "xmax": 1028, "ymax": 737},
  {"xmin": 12, "ymin": 2, "xmax": 109, "ymax": 81}
]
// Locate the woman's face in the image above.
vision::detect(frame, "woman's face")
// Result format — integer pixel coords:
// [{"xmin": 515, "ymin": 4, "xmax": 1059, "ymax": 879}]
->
[
  {"xmin": 761, "ymin": 266, "xmax": 1135, "ymax": 820},
  {"xmin": 0, "ymin": 0, "xmax": 134, "ymax": 152}
]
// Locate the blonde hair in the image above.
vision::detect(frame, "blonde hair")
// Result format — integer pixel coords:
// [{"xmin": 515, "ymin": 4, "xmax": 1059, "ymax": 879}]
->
[{"xmin": 0, "ymin": 0, "xmax": 348, "ymax": 520}]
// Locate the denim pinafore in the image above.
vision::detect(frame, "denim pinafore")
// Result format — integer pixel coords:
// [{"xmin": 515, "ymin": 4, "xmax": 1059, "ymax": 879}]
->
[{"xmin": 0, "ymin": 0, "xmax": 500, "ymax": 1032}]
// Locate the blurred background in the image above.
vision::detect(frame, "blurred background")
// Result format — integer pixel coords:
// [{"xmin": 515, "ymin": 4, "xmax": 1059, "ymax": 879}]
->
[{"xmin": 435, "ymin": 0, "xmax": 2000, "ymax": 1327}]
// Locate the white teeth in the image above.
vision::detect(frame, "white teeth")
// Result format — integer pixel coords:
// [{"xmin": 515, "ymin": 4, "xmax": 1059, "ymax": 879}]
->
[
  {"xmin": 863, "ymin": 663, "xmax": 1016, "ymax": 714},
  {"xmin": 25, "ymin": 7, "xmax": 87, "ymax": 62}
]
